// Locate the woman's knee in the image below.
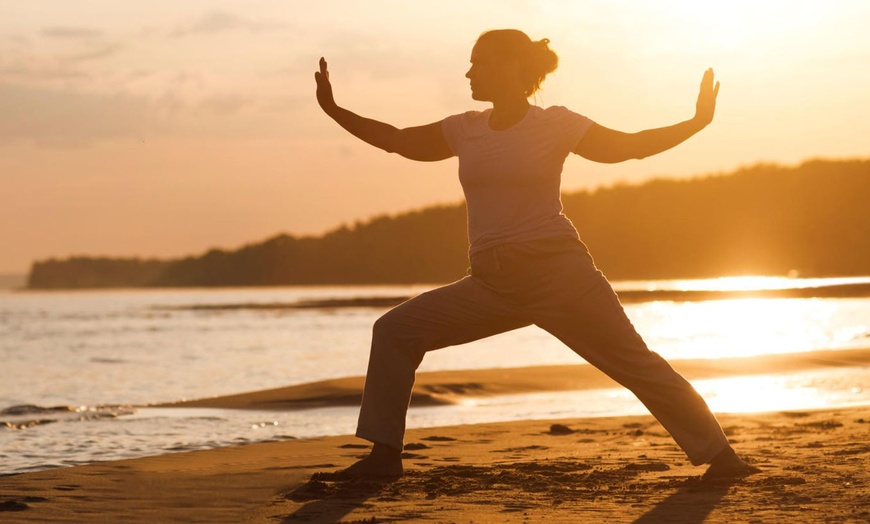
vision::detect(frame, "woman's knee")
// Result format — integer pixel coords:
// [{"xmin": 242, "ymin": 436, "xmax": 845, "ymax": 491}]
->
[
  {"xmin": 370, "ymin": 310, "xmax": 427, "ymax": 366},
  {"xmin": 372, "ymin": 310, "xmax": 401, "ymax": 342},
  {"xmin": 371, "ymin": 309, "xmax": 421, "ymax": 349}
]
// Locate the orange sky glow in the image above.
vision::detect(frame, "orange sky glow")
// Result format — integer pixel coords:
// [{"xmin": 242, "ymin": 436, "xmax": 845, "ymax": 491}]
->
[{"xmin": 1, "ymin": 0, "xmax": 869, "ymax": 273}]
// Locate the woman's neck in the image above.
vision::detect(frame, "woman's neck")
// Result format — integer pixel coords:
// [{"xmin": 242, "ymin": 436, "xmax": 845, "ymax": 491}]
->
[{"xmin": 488, "ymin": 97, "xmax": 530, "ymax": 130}]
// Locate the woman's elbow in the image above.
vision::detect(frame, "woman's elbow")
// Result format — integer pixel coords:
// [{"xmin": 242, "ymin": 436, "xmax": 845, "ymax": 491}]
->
[{"xmin": 580, "ymin": 151, "xmax": 634, "ymax": 164}]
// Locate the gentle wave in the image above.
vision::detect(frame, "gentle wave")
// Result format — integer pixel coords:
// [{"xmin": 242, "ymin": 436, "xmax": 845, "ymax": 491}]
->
[{"xmin": 1, "ymin": 404, "xmax": 136, "ymax": 432}]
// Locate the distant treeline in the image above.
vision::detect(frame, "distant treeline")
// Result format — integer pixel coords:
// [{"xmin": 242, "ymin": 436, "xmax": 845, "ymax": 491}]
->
[{"xmin": 27, "ymin": 158, "xmax": 870, "ymax": 289}]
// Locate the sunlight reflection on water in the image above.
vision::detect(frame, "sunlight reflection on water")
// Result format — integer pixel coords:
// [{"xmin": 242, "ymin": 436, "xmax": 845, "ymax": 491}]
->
[
  {"xmin": 626, "ymin": 297, "xmax": 868, "ymax": 360},
  {"xmin": 694, "ymin": 368, "xmax": 869, "ymax": 413},
  {"xmin": 614, "ymin": 275, "xmax": 870, "ymax": 293}
]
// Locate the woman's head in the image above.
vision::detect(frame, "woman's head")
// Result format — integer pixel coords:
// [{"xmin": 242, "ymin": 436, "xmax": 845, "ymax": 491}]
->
[{"xmin": 466, "ymin": 29, "xmax": 558, "ymax": 101}]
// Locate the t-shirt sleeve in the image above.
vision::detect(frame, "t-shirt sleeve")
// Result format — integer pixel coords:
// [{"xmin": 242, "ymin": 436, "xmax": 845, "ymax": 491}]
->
[
  {"xmin": 553, "ymin": 106, "xmax": 595, "ymax": 153},
  {"xmin": 440, "ymin": 113, "xmax": 465, "ymax": 156}
]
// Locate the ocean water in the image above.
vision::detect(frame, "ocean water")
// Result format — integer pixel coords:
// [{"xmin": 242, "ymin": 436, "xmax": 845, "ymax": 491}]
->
[{"xmin": 2, "ymin": 279, "xmax": 869, "ymax": 475}]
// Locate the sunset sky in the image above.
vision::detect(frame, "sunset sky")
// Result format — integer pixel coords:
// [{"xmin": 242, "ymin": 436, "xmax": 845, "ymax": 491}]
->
[{"xmin": 1, "ymin": 1, "xmax": 869, "ymax": 274}]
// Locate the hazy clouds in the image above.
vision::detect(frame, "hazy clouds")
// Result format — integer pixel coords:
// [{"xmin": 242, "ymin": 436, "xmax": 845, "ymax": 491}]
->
[
  {"xmin": 41, "ymin": 26, "xmax": 105, "ymax": 39},
  {"xmin": 0, "ymin": 10, "xmax": 314, "ymax": 147},
  {"xmin": 169, "ymin": 10, "xmax": 283, "ymax": 38}
]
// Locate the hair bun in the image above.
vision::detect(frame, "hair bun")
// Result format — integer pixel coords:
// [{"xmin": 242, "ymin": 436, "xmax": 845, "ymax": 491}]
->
[{"xmin": 476, "ymin": 29, "xmax": 559, "ymax": 97}]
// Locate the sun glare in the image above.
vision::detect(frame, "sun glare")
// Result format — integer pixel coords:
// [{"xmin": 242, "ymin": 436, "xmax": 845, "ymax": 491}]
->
[
  {"xmin": 634, "ymin": 297, "xmax": 842, "ymax": 360},
  {"xmin": 658, "ymin": 0, "xmax": 829, "ymax": 53}
]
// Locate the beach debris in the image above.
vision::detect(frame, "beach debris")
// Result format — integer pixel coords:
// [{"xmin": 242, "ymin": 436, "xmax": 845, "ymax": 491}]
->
[{"xmin": 547, "ymin": 423, "xmax": 576, "ymax": 435}]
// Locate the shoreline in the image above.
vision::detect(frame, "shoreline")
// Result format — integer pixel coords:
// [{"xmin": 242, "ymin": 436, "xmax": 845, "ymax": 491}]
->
[
  {"xmin": 3, "ymin": 347, "xmax": 865, "ymax": 483},
  {"xmin": 151, "ymin": 347, "xmax": 870, "ymax": 411},
  {"xmin": 1, "ymin": 405, "xmax": 867, "ymax": 522}
]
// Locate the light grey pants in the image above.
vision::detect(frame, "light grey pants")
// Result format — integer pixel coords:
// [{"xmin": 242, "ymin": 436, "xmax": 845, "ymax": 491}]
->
[{"xmin": 356, "ymin": 236, "xmax": 729, "ymax": 466}]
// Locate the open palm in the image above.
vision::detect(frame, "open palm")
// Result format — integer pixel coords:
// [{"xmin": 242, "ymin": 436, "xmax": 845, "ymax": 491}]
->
[
  {"xmin": 315, "ymin": 57, "xmax": 336, "ymax": 112},
  {"xmin": 694, "ymin": 68, "xmax": 720, "ymax": 127}
]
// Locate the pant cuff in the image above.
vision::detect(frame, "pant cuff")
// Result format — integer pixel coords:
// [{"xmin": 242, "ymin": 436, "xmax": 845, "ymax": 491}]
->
[{"xmin": 355, "ymin": 426, "xmax": 403, "ymax": 451}]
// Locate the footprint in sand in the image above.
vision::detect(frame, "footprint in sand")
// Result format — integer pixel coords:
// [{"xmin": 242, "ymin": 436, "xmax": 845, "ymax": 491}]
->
[
  {"xmin": 797, "ymin": 420, "xmax": 843, "ymax": 430},
  {"xmin": 492, "ymin": 445, "xmax": 550, "ymax": 453},
  {"xmin": 780, "ymin": 411, "xmax": 811, "ymax": 418},
  {"xmin": 421, "ymin": 435, "xmax": 457, "ymax": 442},
  {"xmin": 622, "ymin": 462, "xmax": 671, "ymax": 472},
  {"xmin": 0, "ymin": 500, "xmax": 31, "ymax": 512}
]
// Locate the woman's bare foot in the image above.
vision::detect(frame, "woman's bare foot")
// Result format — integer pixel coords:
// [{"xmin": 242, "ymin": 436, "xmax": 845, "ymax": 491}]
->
[
  {"xmin": 703, "ymin": 445, "xmax": 761, "ymax": 479},
  {"xmin": 330, "ymin": 442, "xmax": 403, "ymax": 480}
]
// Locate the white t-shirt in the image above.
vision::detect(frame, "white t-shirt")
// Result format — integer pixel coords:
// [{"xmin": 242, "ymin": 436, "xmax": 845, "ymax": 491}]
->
[{"xmin": 441, "ymin": 105, "xmax": 595, "ymax": 256}]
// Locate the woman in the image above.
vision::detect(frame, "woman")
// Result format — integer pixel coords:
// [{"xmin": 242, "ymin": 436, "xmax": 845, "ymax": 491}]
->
[{"xmin": 314, "ymin": 29, "xmax": 756, "ymax": 479}]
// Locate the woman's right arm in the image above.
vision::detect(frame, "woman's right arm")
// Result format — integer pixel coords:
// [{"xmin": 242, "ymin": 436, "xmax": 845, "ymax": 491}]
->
[{"xmin": 315, "ymin": 57, "xmax": 453, "ymax": 162}]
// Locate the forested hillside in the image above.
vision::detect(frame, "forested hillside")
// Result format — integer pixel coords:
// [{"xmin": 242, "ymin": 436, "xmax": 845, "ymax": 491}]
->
[{"xmin": 27, "ymin": 159, "xmax": 870, "ymax": 288}]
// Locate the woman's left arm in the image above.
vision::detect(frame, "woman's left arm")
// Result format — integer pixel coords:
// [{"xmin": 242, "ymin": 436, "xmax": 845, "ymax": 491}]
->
[{"xmin": 575, "ymin": 68, "xmax": 720, "ymax": 164}]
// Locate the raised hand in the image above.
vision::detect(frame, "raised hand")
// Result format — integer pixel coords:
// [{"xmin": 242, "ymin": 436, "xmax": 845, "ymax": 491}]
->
[
  {"xmin": 315, "ymin": 57, "xmax": 336, "ymax": 113},
  {"xmin": 694, "ymin": 68, "xmax": 720, "ymax": 127}
]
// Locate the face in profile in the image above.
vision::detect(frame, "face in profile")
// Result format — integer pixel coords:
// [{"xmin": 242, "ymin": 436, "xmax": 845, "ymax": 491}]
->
[{"xmin": 465, "ymin": 41, "xmax": 522, "ymax": 102}]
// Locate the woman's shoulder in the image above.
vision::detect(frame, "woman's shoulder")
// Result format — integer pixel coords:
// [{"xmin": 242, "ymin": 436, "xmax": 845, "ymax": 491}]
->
[
  {"xmin": 535, "ymin": 105, "xmax": 595, "ymax": 129},
  {"xmin": 442, "ymin": 109, "xmax": 490, "ymax": 135},
  {"xmin": 538, "ymin": 105, "xmax": 586, "ymax": 119},
  {"xmin": 528, "ymin": 105, "xmax": 596, "ymax": 142}
]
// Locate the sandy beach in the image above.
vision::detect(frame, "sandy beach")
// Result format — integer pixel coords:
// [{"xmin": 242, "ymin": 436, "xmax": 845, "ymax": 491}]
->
[
  {"xmin": 2, "ymin": 356, "xmax": 869, "ymax": 523},
  {"xmin": 1, "ymin": 407, "xmax": 867, "ymax": 523}
]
